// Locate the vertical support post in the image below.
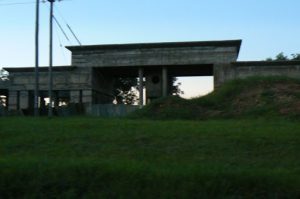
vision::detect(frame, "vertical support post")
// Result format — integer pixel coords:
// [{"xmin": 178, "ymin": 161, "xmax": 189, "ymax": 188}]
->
[
  {"xmin": 20, "ymin": 91, "xmax": 29, "ymax": 110},
  {"xmin": 138, "ymin": 68, "xmax": 144, "ymax": 108},
  {"xmin": 34, "ymin": 0, "xmax": 40, "ymax": 116},
  {"xmin": 8, "ymin": 91, "xmax": 18, "ymax": 111},
  {"xmin": 48, "ymin": 0, "xmax": 54, "ymax": 117},
  {"xmin": 162, "ymin": 66, "xmax": 168, "ymax": 97}
]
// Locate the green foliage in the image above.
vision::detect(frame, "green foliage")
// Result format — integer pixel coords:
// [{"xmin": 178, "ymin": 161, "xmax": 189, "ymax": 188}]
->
[
  {"xmin": 266, "ymin": 52, "xmax": 300, "ymax": 61},
  {"xmin": 113, "ymin": 77, "xmax": 183, "ymax": 104},
  {"xmin": 0, "ymin": 117, "xmax": 300, "ymax": 198},
  {"xmin": 171, "ymin": 77, "xmax": 184, "ymax": 96},
  {"xmin": 275, "ymin": 52, "xmax": 289, "ymax": 61},
  {"xmin": 113, "ymin": 77, "xmax": 138, "ymax": 105},
  {"xmin": 291, "ymin": 53, "xmax": 300, "ymax": 60},
  {"xmin": 0, "ymin": 68, "xmax": 9, "ymax": 81}
]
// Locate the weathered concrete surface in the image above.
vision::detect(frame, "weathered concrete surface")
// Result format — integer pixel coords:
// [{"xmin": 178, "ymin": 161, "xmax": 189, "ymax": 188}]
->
[
  {"xmin": 1, "ymin": 66, "xmax": 94, "ymax": 112},
  {"xmin": 67, "ymin": 40, "xmax": 242, "ymax": 96},
  {"xmin": 231, "ymin": 61, "xmax": 300, "ymax": 80},
  {"xmin": 4, "ymin": 67, "xmax": 92, "ymax": 91},
  {"xmin": 2, "ymin": 40, "xmax": 300, "ymax": 116},
  {"xmin": 90, "ymin": 104, "xmax": 138, "ymax": 117},
  {"xmin": 67, "ymin": 40, "xmax": 241, "ymax": 68}
]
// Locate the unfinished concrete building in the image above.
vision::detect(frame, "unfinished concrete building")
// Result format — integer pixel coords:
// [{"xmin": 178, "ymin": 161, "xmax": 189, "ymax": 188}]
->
[{"xmin": 1, "ymin": 40, "xmax": 300, "ymax": 116}]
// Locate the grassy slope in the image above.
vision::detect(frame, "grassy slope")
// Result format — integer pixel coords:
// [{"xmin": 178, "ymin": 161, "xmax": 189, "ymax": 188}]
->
[
  {"xmin": 0, "ymin": 117, "xmax": 300, "ymax": 198},
  {"xmin": 130, "ymin": 76, "xmax": 300, "ymax": 120}
]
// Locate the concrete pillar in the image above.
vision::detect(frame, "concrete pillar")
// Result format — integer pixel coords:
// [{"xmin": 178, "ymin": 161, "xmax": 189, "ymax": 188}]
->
[
  {"xmin": 162, "ymin": 67, "xmax": 168, "ymax": 97},
  {"xmin": 213, "ymin": 64, "xmax": 224, "ymax": 88},
  {"xmin": 214, "ymin": 64, "xmax": 234, "ymax": 88},
  {"xmin": 8, "ymin": 91, "xmax": 18, "ymax": 111},
  {"xmin": 70, "ymin": 90, "xmax": 80, "ymax": 103},
  {"xmin": 138, "ymin": 68, "xmax": 144, "ymax": 108},
  {"xmin": 82, "ymin": 89, "xmax": 93, "ymax": 115},
  {"xmin": 20, "ymin": 91, "xmax": 29, "ymax": 109},
  {"xmin": 82, "ymin": 90, "xmax": 92, "ymax": 104}
]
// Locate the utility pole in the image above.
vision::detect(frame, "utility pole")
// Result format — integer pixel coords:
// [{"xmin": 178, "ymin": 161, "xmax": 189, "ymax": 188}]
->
[
  {"xmin": 34, "ymin": 0, "xmax": 39, "ymax": 116},
  {"xmin": 48, "ymin": 0, "xmax": 55, "ymax": 117}
]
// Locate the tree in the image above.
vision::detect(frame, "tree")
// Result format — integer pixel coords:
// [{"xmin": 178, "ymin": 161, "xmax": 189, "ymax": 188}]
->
[
  {"xmin": 0, "ymin": 96, "xmax": 6, "ymax": 108},
  {"xmin": 0, "ymin": 68, "xmax": 9, "ymax": 81},
  {"xmin": 113, "ymin": 77, "xmax": 138, "ymax": 105},
  {"xmin": 291, "ymin": 53, "xmax": 300, "ymax": 61},
  {"xmin": 0, "ymin": 68, "xmax": 8, "ymax": 108},
  {"xmin": 266, "ymin": 52, "xmax": 300, "ymax": 61},
  {"xmin": 275, "ymin": 52, "xmax": 289, "ymax": 61},
  {"xmin": 171, "ymin": 77, "xmax": 184, "ymax": 96},
  {"xmin": 113, "ymin": 76, "xmax": 183, "ymax": 105}
]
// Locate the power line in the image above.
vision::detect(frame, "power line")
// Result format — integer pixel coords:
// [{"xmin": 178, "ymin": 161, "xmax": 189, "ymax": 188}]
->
[
  {"xmin": 54, "ymin": 4, "xmax": 81, "ymax": 45},
  {"xmin": 0, "ymin": 1, "xmax": 35, "ymax": 6},
  {"xmin": 0, "ymin": 0, "xmax": 72, "ymax": 6},
  {"xmin": 0, "ymin": 0, "xmax": 33, "ymax": 1},
  {"xmin": 54, "ymin": 22, "xmax": 68, "ymax": 63},
  {"xmin": 67, "ymin": 24, "xmax": 81, "ymax": 45},
  {"xmin": 53, "ymin": 15, "xmax": 70, "ymax": 42}
]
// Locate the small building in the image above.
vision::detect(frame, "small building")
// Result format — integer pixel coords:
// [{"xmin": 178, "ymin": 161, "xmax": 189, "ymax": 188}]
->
[{"xmin": 1, "ymin": 40, "xmax": 300, "ymax": 116}]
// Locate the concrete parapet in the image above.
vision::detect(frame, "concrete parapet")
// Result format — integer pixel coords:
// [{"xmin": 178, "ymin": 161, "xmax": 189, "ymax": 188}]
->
[{"xmin": 232, "ymin": 61, "xmax": 300, "ymax": 79}]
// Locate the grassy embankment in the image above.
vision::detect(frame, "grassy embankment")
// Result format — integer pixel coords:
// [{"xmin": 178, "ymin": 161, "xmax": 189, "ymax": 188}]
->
[
  {"xmin": 0, "ymin": 117, "xmax": 300, "ymax": 198},
  {"xmin": 130, "ymin": 76, "xmax": 300, "ymax": 120}
]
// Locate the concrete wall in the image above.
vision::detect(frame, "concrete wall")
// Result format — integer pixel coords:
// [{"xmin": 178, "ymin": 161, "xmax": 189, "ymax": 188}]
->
[
  {"xmin": 231, "ymin": 61, "xmax": 300, "ymax": 80},
  {"xmin": 90, "ymin": 104, "xmax": 138, "ymax": 117},
  {"xmin": 2, "ymin": 67, "xmax": 94, "ymax": 112},
  {"xmin": 7, "ymin": 67, "xmax": 92, "ymax": 91}
]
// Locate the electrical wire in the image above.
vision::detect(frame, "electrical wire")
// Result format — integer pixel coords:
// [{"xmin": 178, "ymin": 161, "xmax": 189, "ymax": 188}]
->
[
  {"xmin": 54, "ymin": 4, "xmax": 81, "ymax": 45},
  {"xmin": 0, "ymin": 1, "xmax": 35, "ymax": 6},
  {"xmin": 53, "ymin": 15, "xmax": 70, "ymax": 42},
  {"xmin": 54, "ymin": 24, "xmax": 68, "ymax": 64},
  {"xmin": 0, "ymin": 0, "xmax": 72, "ymax": 6}
]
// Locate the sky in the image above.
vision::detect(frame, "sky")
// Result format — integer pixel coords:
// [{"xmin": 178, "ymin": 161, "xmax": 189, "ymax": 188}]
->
[{"xmin": 1, "ymin": 0, "xmax": 300, "ymax": 98}]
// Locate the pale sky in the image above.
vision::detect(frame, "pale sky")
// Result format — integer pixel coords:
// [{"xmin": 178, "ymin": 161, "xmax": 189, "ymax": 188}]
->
[{"xmin": 1, "ymin": 0, "xmax": 300, "ymax": 98}]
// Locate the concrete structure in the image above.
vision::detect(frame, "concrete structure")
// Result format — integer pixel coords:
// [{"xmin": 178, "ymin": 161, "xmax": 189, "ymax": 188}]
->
[{"xmin": 1, "ymin": 39, "xmax": 300, "ymax": 115}]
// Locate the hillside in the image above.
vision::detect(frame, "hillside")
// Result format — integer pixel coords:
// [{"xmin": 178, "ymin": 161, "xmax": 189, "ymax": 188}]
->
[{"xmin": 130, "ymin": 76, "xmax": 300, "ymax": 120}]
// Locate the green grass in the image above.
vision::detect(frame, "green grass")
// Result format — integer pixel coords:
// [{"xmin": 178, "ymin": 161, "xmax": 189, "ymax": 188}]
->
[
  {"xmin": 130, "ymin": 76, "xmax": 300, "ymax": 120},
  {"xmin": 0, "ymin": 117, "xmax": 300, "ymax": 198}
]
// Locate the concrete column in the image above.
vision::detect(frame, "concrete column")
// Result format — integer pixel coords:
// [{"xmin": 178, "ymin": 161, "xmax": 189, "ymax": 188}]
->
[
  {"xmin": 20, "ymin": 91, "xmax": 29, "ymax": 109},
  {"xmin": 213, "ymin": 64, "xmax": 223, "ymax": 88},
  {"xmin": 214, "ymin": 64, "xmax": 231, "ymax": 88},
  {"xmin": 138, "ymin": 68, "xmax": 144, "ymax": 108},
  {"xmin": 70, "ymin": 90, "xmax": 80, "ymax": 103},
  {"xmin": 162, "ymin": 67, "xmax": 168, "ymax": 97},
  {"xmin": 82, "ymin": 90, "xmax": 92, "ymax": 104},
  {"xmin": 8, "ymin": 91, "xmax": 18, "ymax": 111},
  {"xmin": 82, "ymin": 89, "xmax": 93, "ymax": 115}
]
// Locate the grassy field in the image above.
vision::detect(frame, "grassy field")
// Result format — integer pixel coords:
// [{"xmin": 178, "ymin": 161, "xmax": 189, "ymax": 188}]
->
[{"xmin": 0, "ymin": 117, "xmax": 300, "ymax": 198}]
